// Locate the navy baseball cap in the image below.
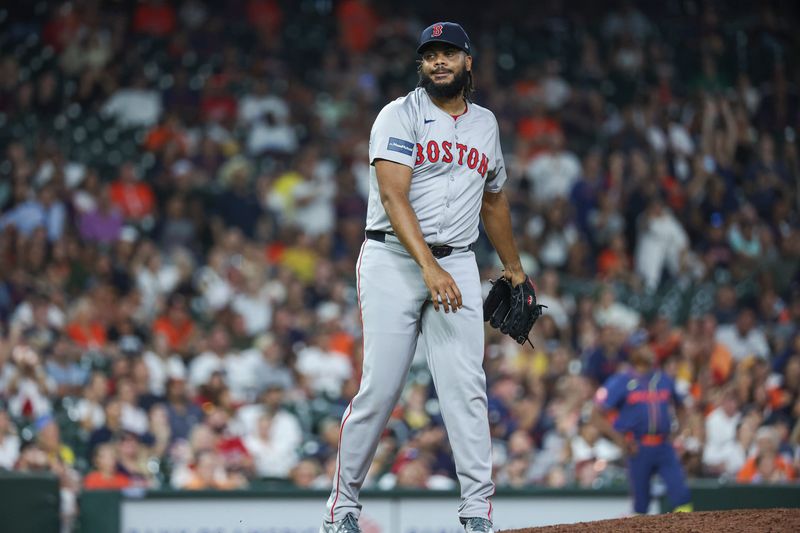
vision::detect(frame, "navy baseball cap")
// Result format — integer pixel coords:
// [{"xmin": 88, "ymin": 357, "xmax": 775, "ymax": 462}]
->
[{"xmin": 417, "ymin": 22, "xmax": 472, "ymax": 55}]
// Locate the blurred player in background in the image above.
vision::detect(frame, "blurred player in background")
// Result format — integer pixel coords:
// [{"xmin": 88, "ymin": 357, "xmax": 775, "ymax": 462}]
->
[{"xmin": 591, "ymin": 331, "xmax": 693, "ymax": 514}]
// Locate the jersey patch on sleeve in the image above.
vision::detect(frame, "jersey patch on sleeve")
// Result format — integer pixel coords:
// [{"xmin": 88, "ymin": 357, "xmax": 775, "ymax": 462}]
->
[
  {"xmin": 387, "ymin": 137, "xmax": 414, "ymax": 156},
  {"xmin": 594, "ymin": 386, "xmax": 608, "ymax": 405}
]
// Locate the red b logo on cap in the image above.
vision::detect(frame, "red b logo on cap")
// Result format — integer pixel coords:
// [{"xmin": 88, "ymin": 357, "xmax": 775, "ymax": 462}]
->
[{"xmin": 432, "ymin": 24, "xmax": 443, "ymax": 37}]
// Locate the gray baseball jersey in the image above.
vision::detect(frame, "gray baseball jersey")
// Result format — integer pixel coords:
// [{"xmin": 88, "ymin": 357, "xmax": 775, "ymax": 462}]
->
[
  {"xmin": 324, "ymin": 88, "xmax": 504, "ymax": 526},
  {"xmin": 366, "ymin": 87, "xmax": 507, "ymax": 247}
]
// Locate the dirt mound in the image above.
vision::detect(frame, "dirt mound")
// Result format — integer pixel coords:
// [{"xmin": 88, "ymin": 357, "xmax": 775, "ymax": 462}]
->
[{"xmin": 504, "ymin": 508, "xmax": 800, "ymax": 533}]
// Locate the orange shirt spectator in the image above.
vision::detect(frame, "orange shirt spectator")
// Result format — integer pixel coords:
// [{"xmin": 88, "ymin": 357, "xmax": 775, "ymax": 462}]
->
[
  {"xmin": 597, "ymin": 248, "xmax": 630, "ymax": 279},
  {"xmin": 517, "ymin": 106, "xmax": 561, "ymax": 160},
  {"xmin": 329, "ymin": 331, "xmax": 355, "ymax": 359},
  {"xmin": 152, "ymin": 315, "xmax": 194, "ymax": 353},
  {"xmin": 133, "ymin": 1, "xmax": 176, "ymax": 37},
  {"xmin": 83, "ymin": 443, "xmax": 132, "ymax": 490},
  {"xmin": 84, "ymin": 470, "xmax": 132, "ymax": 490},
  {"xmin": 152, "ymin": 295, "xmax": 196, "ymax": 353},
  {"xmin": 336, "ymin": 0, "xmax": 379, "ymax": 54},
  {"xmin": 65, "ymin": 298, "xmax": 107, "ymax": 350},
  {"xmin": 736, "ymin": 453, "xmax": 796, "ymax": 483},
  {"xmin": 109, "ymin": 163, "xmax": 155, "ymax": 220},
  {"xmin": 144, "ymin": 116, "xmax": 188, "ymax": 155},
  {"xmin": 66, "ymin": 322, "xmax": 107, "ymax": 350},
  {"xmin": 709, "ymin": 342, "xmax": 733, "ymax": 385}
]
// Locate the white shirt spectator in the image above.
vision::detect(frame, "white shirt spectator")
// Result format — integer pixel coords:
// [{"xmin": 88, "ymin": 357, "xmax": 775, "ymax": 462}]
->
[
  {"xmin": 647, "ymin": 123, "xmax": 694, "ymax": 157},
  {"xmin": 74, "ymin": 398, "xmax": 106, "ymax": 430},
  {"xmin": 238, "ymin": 346, "xmax": 295, "ymax": 395},
  {"xmin": 542, "ymin": 74, "xmax": 571, "ymax": 111},
  {"xmin": 0, "ymin": 433, "xmax": 20, "ymax": 470},
  {"xmin": 121, "ymin": 403, "xmax": 149, "ymax": 435},
  {"xmin": 0, "ymin": 364, "xmax": 16, "ymax": 396},
  {"xmin": 296, "ymin": 344, "xmax": 352, "ymax": 398},
  {"xmin": 223, "ymin": 350, "xmax": 261, "ymax": 403},
  {"xmin": 526, "ymin": 216, "xmax": 579, "ymax": 269},
  {"xmin": 536, "ymin": 294, "xmax": 570, "ymax": 330},
  {"xmin": 8, "ymin": 376, "xmax": 53, "ymax": 420},
  {"xmin": 10, "ymin": 301, "xmax": 65, "ymax": 332},
  {"xmin": 290, "ymin": 176, "xmax": 336, "ymax": 237},
  {"xmin": 702, "ymin": 405, "xmax": 743, "ymax": 475},
  {"xmin": 570, "ymin": 434, "xmax": 622, "ymax": 464},
  {"xmin": 142, "ymin": 350, "xmax": 186, "ymax": 396},
  {"xmin": 635, "ymin": 204, "xmax": 689, "ymax": 291},
  {"xmin": 594, "ymin": 302, "xmax": 641, "ymax": 333},
  {"xmin": 189, "ymin": 351, "xmax": 228, "ymax": 389},
  {"xmin": 195, "ymin": 264, "xmax": 233, "ymax": 313},
  {"xmin": 102, "ymin": 88, "xmax": 162, "ymax": 128},
  {"xmin": 525, "ymin": 151, "xmax": 582, "ymax": 204},
  {"xmin": 246, "ymin": 119, "xmax": 298, "ymax": 155},
  {"xmin": 715, "ymin": 325, "xmax": 770, "ymax": 361},
  {"xmin": 239, "ymin": 407, "xmax": 302, "ymax": 478},
  {"xmin": 135, "ymin": 261, "xmax": 181, "ymax": 318},
  {"xmin": 239, "ymin": 93, "xmax": 289, "ymax": 125},
  {"xmin": 231, "ymin": 289, "xmax": 272, "ymax": 337}
]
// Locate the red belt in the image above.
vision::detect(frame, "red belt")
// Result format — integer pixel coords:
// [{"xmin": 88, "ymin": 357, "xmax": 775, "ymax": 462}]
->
[{"xmin": 626, "ymin": 433, "xmax": 665, "ymax": 446}]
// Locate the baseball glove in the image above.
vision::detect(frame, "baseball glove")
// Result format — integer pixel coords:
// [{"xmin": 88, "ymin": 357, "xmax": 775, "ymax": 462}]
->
[{"xmin": 483, "ymin": 275, "xmax": 547, "ymax": 346}]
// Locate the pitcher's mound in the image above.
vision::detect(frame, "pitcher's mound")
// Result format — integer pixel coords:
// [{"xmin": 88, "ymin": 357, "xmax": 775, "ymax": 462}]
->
[{"xmin": 504, "ymin": 508, "xmax": 800, "ymax": 533}]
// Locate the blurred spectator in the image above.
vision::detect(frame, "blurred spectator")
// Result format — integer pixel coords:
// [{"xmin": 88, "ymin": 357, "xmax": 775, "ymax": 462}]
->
[
  {"xmin": 181, "ymin": 449, "xmax": 247, "ymax": 490},
  {"xmin": 582, "ymin": 326, "xmax": 627, "ymax": 387},
  {"xmin": 7, "ymin": 346, "xmax": 53, "ymax": 420},
  {"xmin": 593, "ymin": 286, "xmax": 641, "ymax": 333},
  {"xmin": 75, "ymin": 372, "xmax": 109, "ymax": 433},
  {"xmin": 526, "ymin": 131, "xmax": 582, "ymax": 204},
  {"xmin": 78, "ymin": 185, "xmax": 124, "ymax": 244},
  {"xmin": 88, "ymin": 400, "xmax": 124, "ymax": 455},
  {"xmin": 736, "ymin": 426, "xmax": 796, "ymax": 483},
  {"xmin": 702, "ymin": 389, "xmax": 743, "ymax": 476},
  {"xmin": 238, "ymin": 384, "xmax": 302, "ymax": 478},
  {"xmin": 243, "ymin": 334, "xmax": 294, "ymax": 395},
  {"xmin": 0, "ymin": 409, "xmax": 20, "ymax": 470},
  {"xmin": 164, "ymin": 376, "xmax": 203, "ymax": 443},
  {"xmin": 0, "ymin": 183, "xmax": 65, "ymax": 240},
  {"xmin": 152, "ymin": 294, "xmax": 197, "ymax": 356},
  {"xmin": 243, "ymin": 411, "xmax": 300, "ymax": 478},
  {"xmin": 634, "ymin": 195, "xmax": 690, "ymax": 291},
  {"xmin": 45, "ymin": 337, "xmax": 88, "ymax": 398},
  {"xmin": 64, "ymin": 298, "xmax": 106, "ymax": 351},
  {"xmin": 83, "ymin": 443, "xmax": 131, "ymax": 490},
  {"xmin": 102, "ymin": 75, "xmax": 162, "ymax": 128},
  {"xmin": 296, "ymin": 333, "xmax": 353, "ymax": 398},
  {"xmin": 290, "ymin": 458, "xmax": 323, "ymax": 488},
  {"xmin": 109, "ymin": 163, "xmax": 156, "ymax": 224},
  {"xmin": 716, "ymin": 308, "xmax": 771, "ymax": 361}
]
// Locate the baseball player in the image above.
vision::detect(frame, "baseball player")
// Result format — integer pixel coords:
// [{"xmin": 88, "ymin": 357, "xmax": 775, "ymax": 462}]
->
[
  {"xmin": 590, "ymin": 331, "xmax": 693, "ymax": 515},
  {"xmin": 321, "ymin": 22, "xmax": 533, "ymax": 533}
]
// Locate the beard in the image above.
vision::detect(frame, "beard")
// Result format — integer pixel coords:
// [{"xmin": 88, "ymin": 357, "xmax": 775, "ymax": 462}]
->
[{"xmin": 418, "ymin": 66, "xmax": 469, "ymax": 99}]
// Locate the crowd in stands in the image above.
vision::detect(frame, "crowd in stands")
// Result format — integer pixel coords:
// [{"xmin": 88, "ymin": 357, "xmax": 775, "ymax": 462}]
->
[{"xmin": 1, "ymin": 0, "xmax": 800, "ymax": 527}]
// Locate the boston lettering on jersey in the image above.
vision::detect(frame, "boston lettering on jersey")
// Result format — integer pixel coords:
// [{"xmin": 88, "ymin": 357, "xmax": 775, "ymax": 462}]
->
[
  {"xmin": 626, "ymin": 389, "xmax": 670, "ymax": 405},
  {"xmin": 412, "ymin": 139, "xmax": 490, "ymax": 178}
]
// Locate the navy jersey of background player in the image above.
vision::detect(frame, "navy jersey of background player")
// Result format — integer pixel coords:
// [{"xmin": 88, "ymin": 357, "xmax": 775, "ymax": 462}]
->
[
  {"xmin": 594, "ymin": 362, "xmax": 692, "ymax": 514},
  {"xmin": 596, "ymin": 368, "xmax": 681, "ymax": 438}
]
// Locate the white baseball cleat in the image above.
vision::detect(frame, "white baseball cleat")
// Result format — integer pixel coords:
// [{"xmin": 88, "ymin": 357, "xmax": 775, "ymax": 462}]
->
[
  {"xmin": 463, "ymin": 517, "xmax": 494, "ymax": 533},
  {"xmin": 320, "ymin": 513, "xmax": 362, "ymax": 533}
]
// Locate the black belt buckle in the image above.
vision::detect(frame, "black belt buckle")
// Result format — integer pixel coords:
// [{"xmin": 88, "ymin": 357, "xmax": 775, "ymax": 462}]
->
[
  {"xmin": 429, "ymin": 245, "xmax": 453, "ymax": 258},
  {"xmin": 365, "ymin": 230, "xmax": 387, "ymax": 242}
]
